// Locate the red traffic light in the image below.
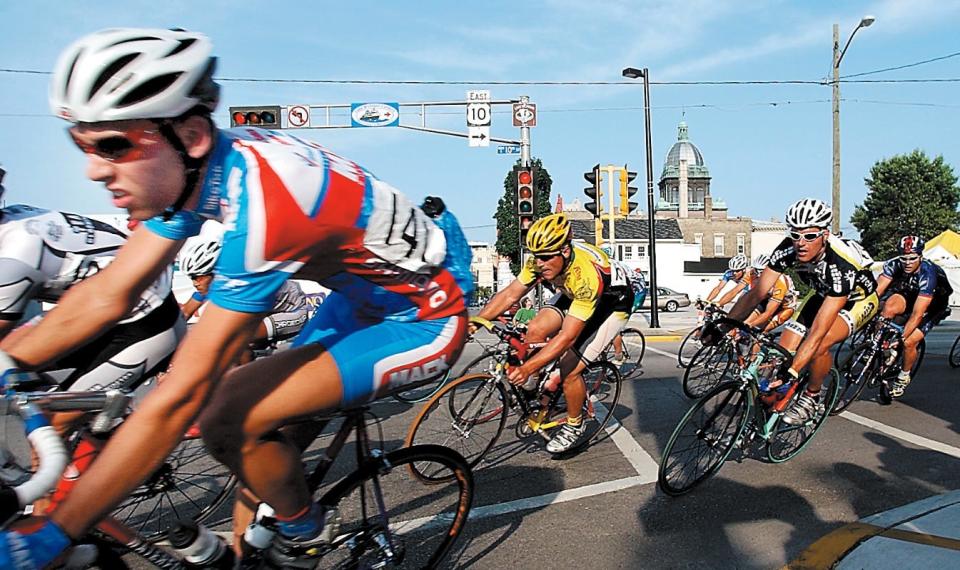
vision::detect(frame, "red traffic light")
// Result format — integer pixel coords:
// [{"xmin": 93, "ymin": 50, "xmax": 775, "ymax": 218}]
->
[
  {"xmin": 232, "ymin": 111, "xmax": 247, "ymax": 126},
  {"xmin": 518, "ymin": 170, "xmax": 533, "ymax": 185}
]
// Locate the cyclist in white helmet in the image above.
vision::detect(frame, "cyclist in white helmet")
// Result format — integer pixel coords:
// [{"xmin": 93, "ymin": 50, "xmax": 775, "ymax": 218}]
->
[
  {"xmin": 179, "ymin": 239, "xmax": 309, "ymax": 364},
  {"xmin": 701, "ymin": 253, "xmax": 755, "ymax": 312},
  {"xmin": 742, "ymin": 253, "xmax": 798, "ymax": 333},
  {"xmin": 724, "ymin": 198, "xmax": 878, "ymax": 425},
  {"xmin": 0, "ymin": 28, "xmax": 474, "ymax": 568}
]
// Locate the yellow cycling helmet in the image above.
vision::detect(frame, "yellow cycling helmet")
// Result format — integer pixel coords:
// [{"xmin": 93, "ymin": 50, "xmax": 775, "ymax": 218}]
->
[{"xmin": 526, "ymin": 213, "xmax": 571, "ymax": 254}]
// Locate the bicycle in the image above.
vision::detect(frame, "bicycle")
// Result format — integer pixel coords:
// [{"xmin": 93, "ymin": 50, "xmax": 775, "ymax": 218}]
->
[
  {"xmin": 605, "ymin": 327, "xmax": 646, "ymax": 378},
  {"xmin": 677, "ymin": 302, "xmax": 725, "ymax": 368},
  {"xmin": 658, "ymin": 317, "xmax": 840, "ymax": 496},
  {"xmin": 392, "ymin": 329, "xmax": 502, "ymax": 404},
  {"xmin": 405, "ymin": 316, "xmax": 622, "ymax": 480},
  {"xmin": 681, "ymin": 332, "xmax": 740, "ymax": 399},
  {"xmin": 949, "ymin": 333, "xmax": 960, "ymax": 368},
  {"xmin": 832, "ymin": 316, "xmax": 926, "ymax": 414},
  {"xmin": 3, "ymin": 381, "xmax": 475, "ymax": 569}
]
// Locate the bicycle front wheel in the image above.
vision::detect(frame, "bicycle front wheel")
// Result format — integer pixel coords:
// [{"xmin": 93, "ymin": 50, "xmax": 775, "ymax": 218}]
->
[
  {"xmin": 319, "ymin": 444, "xmax": 473, "ymax": 570},
  {"xmin": 767, "ymin": 369, "xmax": 840, "ymax": 463},
  {"xmin": 405, "ymin": 373, "xmax": 508, "ymax": 482},
  {"xmin": 677, "ymin": 328, "xmax": 703, "ymax": 368},
  {"xmin": 618, "ymin": 328, "xmax": 646, "ymax": 378},
  {"xmin": 831, "ymin": 345, "xmax": 878, "ymax": 415},
  {"xmin": 682, "ymin": 342, "xmax": 734, "ymax": 399},
  {"xmin": 658, "ymin": 381, "xmax": 752, "ymax": 496},
  {"xmin": 111, "ymin": 434, "xmax": 237, "ymax": 541}
]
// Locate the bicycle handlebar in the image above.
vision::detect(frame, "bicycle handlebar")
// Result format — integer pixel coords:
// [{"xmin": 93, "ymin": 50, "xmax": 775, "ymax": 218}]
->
[{"xmin": 712, "ymin": 316, "xmax": 794, "ymax": 361}]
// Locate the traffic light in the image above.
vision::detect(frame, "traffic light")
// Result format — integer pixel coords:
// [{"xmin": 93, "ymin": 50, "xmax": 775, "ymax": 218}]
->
[
  {"xmin": 583, "ymin": 164, "xmax": 602, "ymax": 217},
  {"xmin": 516, "ymin": 166, "xmax": 536, "ymax": 244},
  {"xmin": 594, "ymin": 217, "xmax": 604, "ymax": 247},
  {"xmin": 229, "ymin": 106, "xmax": 281, "ymax": 129},
  {"xmin": 619, "ymin": 166, "xmax": 638, "ymax": 215}
]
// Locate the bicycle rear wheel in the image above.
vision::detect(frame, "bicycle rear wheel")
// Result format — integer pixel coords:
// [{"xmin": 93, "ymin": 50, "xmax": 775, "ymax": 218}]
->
[
  {"xmin": 111, "ymin": 434, "xmax": 236, "ymax": 541},
  {"xmin": 831, "ymin": 345, "xmax": 879, "ymax": 415},
  {"xmin": 319, "ymin": 445, "xmax": 473, "ymax": 570},
  {"xmin": 677, "ymin": 328, "xmax": 703, "ymax": 368},
  {"xmin": 767, "ymin": 369, "xmax": 840, "ymax": 463},
  {"xmin": 682, "ymin": 342, "xmax": 734, "ymax": 399},
  {"xmin": 405, "ymin": 373, "xmax": 508, "ymax": 482},
  {"xmin": 658, "ymin": 381, "xmax": 752, "ymax": 496},
  {"xmin": 618, "ymin": 328, "xmax": 646, "ymax": 378}
]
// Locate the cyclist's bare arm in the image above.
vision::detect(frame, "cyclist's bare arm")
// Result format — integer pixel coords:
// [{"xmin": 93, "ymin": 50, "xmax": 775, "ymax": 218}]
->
[
  {"xmin": 790, "ymin": 295, "xmax": 846, "ymax": 374},
  {"xmin": 704, "ymin": 281, "xmax": 724, "ymax": 303},
  {"xmin": 181, "ymin": 296, "xmax": 203, "ymax": 319},
  {"xmin": 4, "ymin": 229, "xmax": 182, "ymax": 369},
  {"xmin": 0, "ymin": 319, "xmax": 16, "ymax": 340},
  {"xmin": 49, "ymin": 302, "xmax": 262, "ymax": 538},
  {"xmin": 515, "ymin": 314, "xmax": 586, "ymax": 379},
  {"xmin": 875, "ymin": 274, "xmax": 892, "ymax": 298},
  {"xmin": 903, "ymin": 294, "xmax": 932, "ymax": 339},
  {"xmin": 477, "ymin": 279, "xmax": 529, "ymax": 322},
  {"xmin": 716, "ymin": 281, "xmax": 747, "ymax": 307},
  {"xmin": 728, "ymin": 267, "xmax": 780, "ymax": 321}
]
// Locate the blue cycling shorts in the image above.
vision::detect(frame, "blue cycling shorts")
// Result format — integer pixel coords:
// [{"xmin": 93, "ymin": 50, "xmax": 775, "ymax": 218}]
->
[{"xmin": 292, "ymin": 292, "xmax": 468, "ymax": 405}]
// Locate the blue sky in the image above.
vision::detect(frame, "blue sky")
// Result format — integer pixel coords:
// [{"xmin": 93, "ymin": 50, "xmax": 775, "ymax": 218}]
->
[{"xmin": 1, "ymin": 0, "xmax": 958, "ymax": 242}]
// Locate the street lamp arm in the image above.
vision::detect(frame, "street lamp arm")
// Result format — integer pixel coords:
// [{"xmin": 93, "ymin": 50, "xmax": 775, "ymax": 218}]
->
[{"xmin": 837, "ymin": 16, "xmax": 875, "ymax": 68}]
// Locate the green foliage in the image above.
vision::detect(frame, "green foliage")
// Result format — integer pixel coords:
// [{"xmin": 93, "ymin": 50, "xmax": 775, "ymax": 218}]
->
[
  {"xmin": 494, "ymin": 158, "xmax": 553, "ymax": 275},
  {"xmin": 851, "ymin": 150, "xmax": 960, "ymax": 259}
]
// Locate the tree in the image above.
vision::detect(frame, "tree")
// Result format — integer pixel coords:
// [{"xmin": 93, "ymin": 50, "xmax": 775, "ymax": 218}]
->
[
  {"xmin": 494, "ymin": 158, "xmax": 553, "ymax": 275},
  {"xmin": 851, "ymin": 150, "xmax": 960, "ymax": 259}
]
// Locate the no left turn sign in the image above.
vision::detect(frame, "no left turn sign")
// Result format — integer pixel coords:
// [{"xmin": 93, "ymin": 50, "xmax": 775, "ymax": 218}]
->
[{"xmin": 288, "ymin": 105, "xmax": 310, "ymax": 128}]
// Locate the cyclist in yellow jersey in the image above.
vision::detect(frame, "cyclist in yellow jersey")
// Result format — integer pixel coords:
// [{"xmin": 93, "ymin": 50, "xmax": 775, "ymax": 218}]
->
[
  {"xmin": 473, "ymin": 213, "xmax": 633, "ymax": 454},
  {"xmin": 743, "ymin": 254, "xmax": 798, "ymax": 332}
]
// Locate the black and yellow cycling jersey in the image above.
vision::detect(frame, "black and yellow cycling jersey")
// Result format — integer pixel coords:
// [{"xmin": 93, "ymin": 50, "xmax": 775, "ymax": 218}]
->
[
  {"xmin": 518, "ymin": 242, "xmax": 632, "ymax": 321},
  {"xmin": 769, "ymin": 235, "xmax": 876, "ymax": 301}
]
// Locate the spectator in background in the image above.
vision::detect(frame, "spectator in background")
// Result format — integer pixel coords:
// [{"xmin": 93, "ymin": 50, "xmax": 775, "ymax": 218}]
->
[{"xmin": 512, "ymin": 297, "xmax": 537, "ymax": 326}]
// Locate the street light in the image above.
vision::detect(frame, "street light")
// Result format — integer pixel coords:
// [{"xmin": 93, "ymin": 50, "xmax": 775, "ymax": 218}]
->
[
  {"xmin": 622, "ymin": 66, "xmax": 660, "ymax": 328},
  {"xmin": 832, "ymin": 15, "xmax": 875, "ymax": 234}
]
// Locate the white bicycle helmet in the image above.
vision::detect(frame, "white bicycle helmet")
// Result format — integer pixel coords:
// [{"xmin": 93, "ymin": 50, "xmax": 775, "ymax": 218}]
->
[
  {"xmin": 50, "ymin": 28, "xmax": 219, "ymax": 124},
  {"xmin": 752, "ymin": 254, "xmax": 770, "ymax": 270},
  {"xmin": 728, "ymin": 254, "xmax": 748, "ymax": 271},
  {"xmin": 785, "ymin": 198, "xmax": 832, "ymax": 229},
  {"xmin": 180, "ymin": 239, "xmax": 221, "ymax": 277}
]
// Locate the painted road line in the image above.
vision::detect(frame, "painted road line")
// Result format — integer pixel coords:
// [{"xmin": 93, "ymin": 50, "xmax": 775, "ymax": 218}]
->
[
  {"xmin": 645, "ymin": 345, "xmax": 682, "ymax": 360},
  {"xmin": 785, "ymin": 521, "xmax": 960, "ymax": 569},
  {"xmin": 647, "ymin": 335, "xmax": 683, "ymax": 342},
  {"xmin": 840, "ymin": 411, "xmax": 960, "ymax": 460},
  {"xmin": 594, "ymin": 398, "xmax": 659, "ymax": 480},
  {"xmin": 397, "ymin": 475, "xmax": 648, "ymax": 535}
]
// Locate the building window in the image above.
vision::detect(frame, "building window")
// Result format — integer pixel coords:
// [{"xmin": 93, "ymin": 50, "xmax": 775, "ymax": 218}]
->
[
  {"xmin": 637, "ymin": 244, "xmax": 647, "ymax": 258},
  {"xmin": 737, "ymin": 233, "xmax": 745, "ymax": 255},
  {"xmin": 622, "ymin": 245, "xmax": 633, "ymax": 260},
  {"xmin": 714, "ymin": 233, "xmax": 725, "ymax": 256}
]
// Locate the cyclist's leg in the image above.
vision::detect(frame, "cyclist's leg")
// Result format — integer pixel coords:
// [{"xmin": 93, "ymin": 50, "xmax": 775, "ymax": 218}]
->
[
  {"xmin": 199, "ymin": 298, "xmax": 467, "ymax": 522},
  {"xmin": 524, "ymin": 293, "xmax": 564, "ymax": 343},
  {"xmin": 806, "ymin": 295, "xmax": 878, "ymax": 393},
  {"xmin": 879, "ymin": 293, "xmax": 907, "ymax": 320}
]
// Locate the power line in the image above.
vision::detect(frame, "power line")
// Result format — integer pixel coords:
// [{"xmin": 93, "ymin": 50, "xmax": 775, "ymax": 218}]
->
[
  {"xmin": 2, "ymin": 67, "xmax": 959, "ymax": 85},
  {"xmin": 841, "ymin": 50, "xmax": 960, "ymax": 79}
]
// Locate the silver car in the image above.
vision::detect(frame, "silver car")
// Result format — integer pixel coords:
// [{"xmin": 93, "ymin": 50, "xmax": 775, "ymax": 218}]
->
[{"xmin": 640, "ymin": 287, "xmax": 691, "ymax": 312}]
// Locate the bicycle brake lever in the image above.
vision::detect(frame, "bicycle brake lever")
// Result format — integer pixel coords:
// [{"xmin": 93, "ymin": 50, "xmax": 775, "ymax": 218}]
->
[{"xmin": 90, "ymin": 390, "xmax": 131, "ymax": 434}]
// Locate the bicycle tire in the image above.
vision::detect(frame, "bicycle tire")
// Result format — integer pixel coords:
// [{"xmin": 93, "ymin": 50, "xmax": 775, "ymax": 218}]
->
[
  {"xmin": 950, "ymin": 335, "xmax": 960, "ymax": 368},
  {"xmin": 545, "ymin": 360, "xmax": 622, "ymax": 455},
  {"xmin": 318, "ymin": 444, "xmax": 473, "ymax": 570},
  {"xmin": 831, "ymin": 345, "xmax": 879, "ymax": 415},
  {"xmin": 393, "ymin": 349, "xmax": 499, "ymax": 404},
  {"xmin": 682, "ymin": 342, "xmax": 734, "ymax": 399},
  {"xmin": 618, "ymin": 328, "xmax": 646, "ymax": 378},
  {"xmin": 767, "ymin": 369, "xmax": 840, "ymax": 463},
  {"xmin": 658, "ymin": 381, "xmax": 752, "ymax": 496},
  {"xmin": 405, "ymin": 373, "xmax": 508, "ymax": 483},
  {"xmin": 111, "ymin": 434, "xmax": 237, "ymax": 542},
  {"xmin": 677, "ymin": 328, "xmax": 703, "ymax": 368}
]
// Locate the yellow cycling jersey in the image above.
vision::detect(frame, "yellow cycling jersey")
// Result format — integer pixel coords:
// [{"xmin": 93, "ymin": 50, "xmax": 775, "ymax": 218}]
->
[{"xmin": 518, "ymin": 242, "xmax": 627, "ymax": 321}]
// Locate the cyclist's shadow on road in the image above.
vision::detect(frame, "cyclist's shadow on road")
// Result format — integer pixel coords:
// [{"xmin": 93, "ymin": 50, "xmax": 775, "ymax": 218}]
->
[
  {"xmin": 636, "ymin": 478, "xmax": 826, "ymax": 569},
  {"xmin": 442, "ymin": 464, "xmax": 562, "ymax": 569}
]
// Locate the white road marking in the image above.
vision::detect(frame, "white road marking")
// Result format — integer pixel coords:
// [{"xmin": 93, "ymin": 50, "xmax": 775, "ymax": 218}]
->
[
  {"xmin": 645, "ymin": 345, "xmax": 682, "ymax": 361},
  {"xmin": 594, "ymin": 398, "xmax": 660, "ymax": 480},
  {"xmin": 840, "ymin": 411, "xmax": 960, "ymax": 460}
]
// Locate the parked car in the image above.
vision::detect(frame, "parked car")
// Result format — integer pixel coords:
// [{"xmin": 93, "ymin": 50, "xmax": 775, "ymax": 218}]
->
[{"xmin": 640, "ymin": 287, "xmax": 691, "ymax": 312}]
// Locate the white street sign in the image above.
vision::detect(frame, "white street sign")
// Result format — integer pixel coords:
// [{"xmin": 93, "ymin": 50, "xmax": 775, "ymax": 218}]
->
[
  {"xmin": 466, "ymin": 90, "xmax": 491, "ymax": 128},
  {"xmin": 287, "ymin": 105, "xmax": 310, "ymax": 128},
  {"xmin": 468, "ymin": 126, "xmax": 490, "ymax": 147}
]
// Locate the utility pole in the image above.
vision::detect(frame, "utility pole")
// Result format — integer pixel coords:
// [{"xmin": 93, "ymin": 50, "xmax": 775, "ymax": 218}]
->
[{"xmin": 831, "ymin": 23, "xmax": 841, "ymax": 235}]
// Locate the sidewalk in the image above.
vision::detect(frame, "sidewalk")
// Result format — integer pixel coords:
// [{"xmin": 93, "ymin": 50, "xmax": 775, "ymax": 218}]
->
[
  {"xmin": 628, "ymin": 307, "xmax": 697, "ymax": 340},
  {"xmin": 786, "ymin": 490, "xmax": 960, "ymax": 569}
]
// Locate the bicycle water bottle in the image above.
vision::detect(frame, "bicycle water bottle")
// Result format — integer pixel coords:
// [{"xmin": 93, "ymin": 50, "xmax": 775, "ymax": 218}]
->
[
  {"xmin": 168, "ymin": 520, "xmax": 235, "ymax": 569},
  {"xmin": 885, "ymin": 346, "xmax": 898, "ymax": 367},
  {"xmin": 544, "ymin": 369, "xmax": 562, "ymax": 392}
]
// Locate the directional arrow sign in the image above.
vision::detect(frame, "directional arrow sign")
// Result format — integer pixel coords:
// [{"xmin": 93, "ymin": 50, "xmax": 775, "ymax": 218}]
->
[{"xmin": 468, "ymin": 126, "xmax": 490, "ymax": 147}]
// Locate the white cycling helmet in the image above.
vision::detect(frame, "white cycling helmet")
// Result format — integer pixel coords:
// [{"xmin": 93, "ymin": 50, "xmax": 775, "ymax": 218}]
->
[
  {"xmin": 785, "ymin": 198, "xmax": 832, "ymax": 229},
  {"xmin": 180, "ymin": 239, "xmax": 221, "ymax": 277},
  {"xmin": 49, "ymin": 28, "xmax": 219, "ymax": 124},
  {"xmin": 728, "ymin": 254, "xmax": 748, "ymax": 271},
  {"xmin": 752, "ymin": 254, "xmax": 770, "ymax": 270}
]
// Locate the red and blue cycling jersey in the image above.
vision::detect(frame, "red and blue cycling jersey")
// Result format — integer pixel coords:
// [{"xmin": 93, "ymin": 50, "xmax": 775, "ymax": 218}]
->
[{"xmin": 145, "ymin": 128, "xmax": 472, "ymax": 322}]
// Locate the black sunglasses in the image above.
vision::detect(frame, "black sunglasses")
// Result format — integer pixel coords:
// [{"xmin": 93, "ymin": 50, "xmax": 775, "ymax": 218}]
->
[{"xmin": 534, "ymin": 253, "xmax": 560, "ymax": 261}]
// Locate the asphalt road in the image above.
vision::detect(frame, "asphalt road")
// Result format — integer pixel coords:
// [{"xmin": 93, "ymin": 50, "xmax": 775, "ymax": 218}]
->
[{"xmin": 5, "ymin": 307, "xmax": 960, "ymax": 568}]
